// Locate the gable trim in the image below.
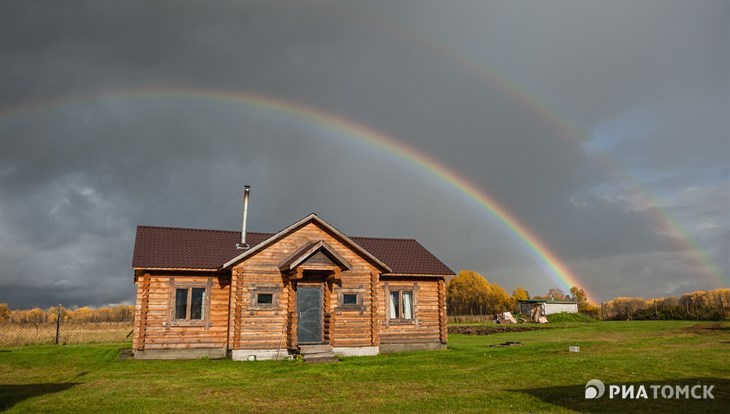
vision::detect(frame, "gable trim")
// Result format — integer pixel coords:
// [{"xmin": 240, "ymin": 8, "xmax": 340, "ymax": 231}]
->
[
  {"xmin": 278, "ymin": 240, "xmax": 353, "ymax": 271},
  {"xmin": 221, "ymin": 214, "xmax": 392, "ymax": 272}
]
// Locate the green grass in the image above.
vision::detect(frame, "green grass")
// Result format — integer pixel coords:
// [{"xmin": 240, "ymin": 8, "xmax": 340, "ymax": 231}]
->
[
  {"xmin": 545, "ymin": 312, "xmax": 597, "ymax": 323},
  {"xmin": 1, "ymin": 321, "xmax": 728, "ymax": 413}
]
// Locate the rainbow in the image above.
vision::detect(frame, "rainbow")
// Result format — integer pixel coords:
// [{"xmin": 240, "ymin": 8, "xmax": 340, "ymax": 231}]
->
[
  {"xmin": 0, "ymin": 88, "xmax": 593, "ymax": 300},
  {"xmin": 327, "ymin": 5, "xmax": 728, "ymax": 288}
]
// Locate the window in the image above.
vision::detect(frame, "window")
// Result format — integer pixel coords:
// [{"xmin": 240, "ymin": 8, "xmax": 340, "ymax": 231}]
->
[
  {"xmin": 256, "ymin": 293, "xmax": 273, "ymax": 305},
  {"xmin": 249, "ymin": 285, "xmax": 279, "ymax": 309},
  {"xmin": 167, "ymin": 278, "xmax": 212, "ymax": 328},
  {"xmin": 336, "ymin": 290, "xmax": 365, "ymax": 312},
  {"xmin": 174, "ymin": 287, "xmax": 206, "ymax": 320},
  {"xmin": 388, "ymin": 289, "xmax": 414, "ymax": 321},
  {"xmin": 343, "ymin": 294, "xmax": 358, "ymax": 305}
]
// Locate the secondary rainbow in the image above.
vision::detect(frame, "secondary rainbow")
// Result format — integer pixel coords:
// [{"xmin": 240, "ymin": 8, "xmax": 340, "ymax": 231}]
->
[
  {"xmin": 423, "ymin": 43, "xmax": 728, "ymax": 287},
  {"xmin": 1, "ymin": 87, "xmax": 592, "ymax": 300},
  {"xmin": 335, "ymin": 4, "xmax": 728, "ymax": 287}
]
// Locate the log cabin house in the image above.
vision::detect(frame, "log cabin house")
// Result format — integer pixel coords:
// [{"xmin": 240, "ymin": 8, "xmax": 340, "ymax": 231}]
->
[{"xmin": 131, "ymin": 213, "xmax": 454, "ymax": 360}]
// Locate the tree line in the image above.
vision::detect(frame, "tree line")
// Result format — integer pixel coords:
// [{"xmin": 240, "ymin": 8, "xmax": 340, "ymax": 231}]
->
[
  {"xmin": 446, "ymin": 270, "xmax": 727, "ymax": 320},
  {"xmin": 0, "ymin": 303, "xmax": 135, "ymax": 324},
  {"xmin": 600, "ymin": 289, "xmax": 730, "ymax": 321},
  {"xmin": 445, "ymin": 270, "xmax": 597, "ymax": 316}
]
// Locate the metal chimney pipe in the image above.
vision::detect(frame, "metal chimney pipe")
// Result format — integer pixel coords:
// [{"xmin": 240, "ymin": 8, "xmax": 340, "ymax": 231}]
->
[{"xmin": 237, "ymin": 186, "xmax": 251, "ymax": 249}]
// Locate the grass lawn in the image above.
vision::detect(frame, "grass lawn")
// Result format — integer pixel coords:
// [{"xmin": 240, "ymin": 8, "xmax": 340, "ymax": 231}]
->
[{"xmin": 1, "ymin": 321, "xmax": 728, "ymax": 413}]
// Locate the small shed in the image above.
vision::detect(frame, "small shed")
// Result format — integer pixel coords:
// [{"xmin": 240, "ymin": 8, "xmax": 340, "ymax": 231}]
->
[{"xmin": 518, "ymin": 299, "xmax": 578, "ymax": 316}]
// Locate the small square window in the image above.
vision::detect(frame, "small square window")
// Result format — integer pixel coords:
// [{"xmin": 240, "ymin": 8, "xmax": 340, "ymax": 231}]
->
[
  {"xmin": 257, "ymin": 293, "xmax": 273, "ymax": 305},
  {"xmin": 337, "ymin": 291, "xmax": 364, "ymax": 312},
  {"xmin": 343, "ymin": 294, "xmax": 358, "ymax": 305},
  {"xmin": 249, "ymin": 286, "xmax": 279, "ymax": 309}
]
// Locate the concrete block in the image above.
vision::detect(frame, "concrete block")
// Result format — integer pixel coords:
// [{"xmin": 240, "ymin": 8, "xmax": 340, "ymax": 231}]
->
[
  {"xmin": 332, "ymin": 346, "xmax": 379, "ymax": 357},
  {"xmin": 231, "ymin": 349, "xmax": 287, "ymax": 361},
  {"xmin": 134, "ymin": 348, "xmax": 227, "ymax": 360}
]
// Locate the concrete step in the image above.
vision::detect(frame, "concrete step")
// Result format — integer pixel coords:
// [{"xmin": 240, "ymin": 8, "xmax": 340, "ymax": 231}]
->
[
  {"xmin": 298, "ymin": 344, "xmax": 332, "ymax": 354},
  {"xmin": 298, "ymin": 344, "xmax": 337, "ymax": 363}
]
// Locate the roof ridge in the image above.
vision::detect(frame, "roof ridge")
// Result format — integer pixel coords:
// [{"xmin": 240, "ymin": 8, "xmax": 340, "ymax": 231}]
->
[
  {"xmin": 137, "ymin": 225, "xmax": 417, "ymax": 242},
  {"xmin": 351, "ymin": 235, "xmax": 418, "ymax": 242},
  {"xmin": 137, "ymin": 225, "xmax": 273, "ymax": 236}
]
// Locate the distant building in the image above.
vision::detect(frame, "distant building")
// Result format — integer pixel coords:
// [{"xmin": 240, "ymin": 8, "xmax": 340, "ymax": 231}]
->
[{"xmin": 518, "ymin": 299, "xmax": 578, "ymax": 316}]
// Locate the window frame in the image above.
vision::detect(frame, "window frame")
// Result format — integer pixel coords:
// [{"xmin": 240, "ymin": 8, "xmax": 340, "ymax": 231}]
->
[
  {"xmin": 167, "ymin": 278, "xmax": 212, "ymax": 328},
  {"xmin": 336, "ymin": 289, "xmax": 365, "ymax": 313},
  {"xmin": 249, "ymin": 284, "xmax": 280, "ymax": 311},
  {"xmin": 385, "ymin": 283, "xmax": 419, "ymax": 326}
]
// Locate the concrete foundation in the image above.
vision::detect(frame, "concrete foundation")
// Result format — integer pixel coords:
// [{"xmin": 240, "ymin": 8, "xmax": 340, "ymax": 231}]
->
[
  {"xmin": 230, "ymin": 349, "xmax": 288, "ymax": 361},
  {"xmin": 379, "ymin": 342, "xmax": 446, "ymax": 353},
  {"xmin": 332, "ymin": 346, "xmax": 379, "ymax": 357},
  {"xmin": 134, "ymin": 348, "xmax": 227, "ymax": 360}
]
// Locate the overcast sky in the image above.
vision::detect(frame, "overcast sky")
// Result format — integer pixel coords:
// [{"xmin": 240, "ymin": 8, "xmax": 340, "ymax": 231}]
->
[{"xmin": 1, "ymin": 0, "xmax": 728, "ymax": 308}]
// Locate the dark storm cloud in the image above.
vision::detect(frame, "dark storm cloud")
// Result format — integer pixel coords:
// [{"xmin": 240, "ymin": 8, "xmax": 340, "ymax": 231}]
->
[{"xmin": 0, "ymin": 0, "xmax": 727, "ymax": 307}]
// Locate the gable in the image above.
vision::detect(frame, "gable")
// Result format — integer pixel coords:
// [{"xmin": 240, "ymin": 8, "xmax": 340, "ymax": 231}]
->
[
  {"xmin": 307, "ymin": 250, "xmax": 337, "ymax": 267},
  {"xmin": 222, "ymin": 214, "xmax": 391, "ymax": 272},
  {"xmin": 277, "ymin": 240, "xmax": 353, "ymax": 272}
]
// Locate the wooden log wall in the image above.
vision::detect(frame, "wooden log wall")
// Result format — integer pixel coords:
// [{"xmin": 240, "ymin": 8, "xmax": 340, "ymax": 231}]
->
[
  {"xmin": 379, "ymin": 276, "xmax": 444, "ymax": 345},
  {"xmin": 230, "ymin": 269, "xmax": 244, "ymax": 350},
  {"xmin": 323, "ymin": 279, "xmax": 334, "ymax": 345},
  {"xmin": 438, "ymin": 278, "xmax": 448, "ymax": 344},
  {"xmin": 370, "ymin": 271, "xmax": 379, "ymax": 346},
  {"xmin": 287, "ymin": 282, "xmax": 297, "ymax": 349},
  {"xmin": 332, "ymin": 279, "xmax": 372, "ymax": 348},
  {"xmin": 230, "ymin": 264, "xmax": 289, "ymax": 350},
  {"xmin": 132, "ymin": 273, "xmax": 150, "ymax": 350},
  {"xmin": 134, "ymin": 272, "xmax": 230, "ymax": 350}
]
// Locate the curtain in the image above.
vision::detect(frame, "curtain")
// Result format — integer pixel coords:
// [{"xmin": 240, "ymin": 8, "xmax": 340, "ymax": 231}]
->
[
  {"xmin": 403, "ymin": 291, "xmax": 413, "ymax": 320},
  {"xmin": 390, "ymin": 292, "xmax": 399, "ymax": 319},
  {"xmin": 190, "ymin": 288, "xmax": 205, "ymax": 320}
]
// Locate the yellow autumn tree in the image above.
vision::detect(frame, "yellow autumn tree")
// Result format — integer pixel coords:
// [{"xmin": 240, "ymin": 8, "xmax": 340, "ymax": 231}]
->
[
  {"xmin": 446, "ymin": 270, "xmax": 512, "ymax": 315},
  {"xmin": 512, "ymin": 286, "xmax": 530, "ymax": 301},
  {"xmin": 486, "ymin": 281, "xmax": 512, "ymax": 313}
]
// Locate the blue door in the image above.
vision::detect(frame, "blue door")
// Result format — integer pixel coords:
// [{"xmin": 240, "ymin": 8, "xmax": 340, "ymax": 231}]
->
[{"xmin": 297, "ymin": 286, "xmax": 323, "ymax": 343}]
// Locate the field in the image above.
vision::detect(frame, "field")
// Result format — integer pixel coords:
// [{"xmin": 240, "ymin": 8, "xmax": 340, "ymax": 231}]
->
[
  {"xmin": 0, "ymin": 322, "xmax": 133, "ymax": 347},
  {"xmin": 1, "ymin": 321, "xmax": 728, "ymax": 413}
]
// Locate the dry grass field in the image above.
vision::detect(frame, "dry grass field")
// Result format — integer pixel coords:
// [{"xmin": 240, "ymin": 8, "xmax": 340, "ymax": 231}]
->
[{"xmin": 0, "ymin": 323, "xmax": 133, "ymax": 347}]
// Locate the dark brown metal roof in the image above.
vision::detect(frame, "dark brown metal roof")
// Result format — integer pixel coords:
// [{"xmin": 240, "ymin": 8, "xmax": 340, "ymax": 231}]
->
[
  {"xmin": 349, "ymin": 236, "xmax": 453, "ymax": 275},
  {"xmin": 132, "ymin": 225, "xmax": 454, "ymax": 275}
]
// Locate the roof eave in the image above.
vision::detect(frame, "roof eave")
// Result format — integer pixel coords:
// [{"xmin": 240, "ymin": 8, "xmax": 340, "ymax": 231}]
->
[
  {"xmin": 132, "ymin": 267, "xmax": 222, "ymax": 272},
  {"xmin": 381, "ymin": 273, "xmax": 451, "ymax": 278}
]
